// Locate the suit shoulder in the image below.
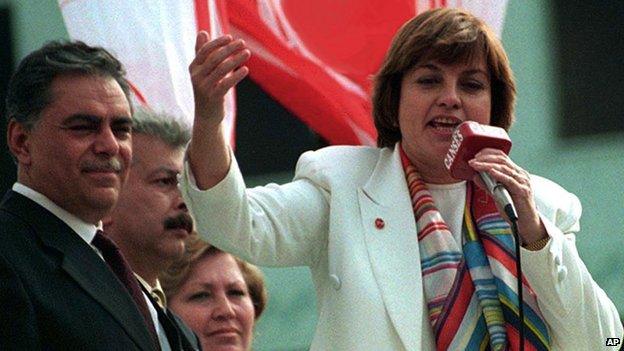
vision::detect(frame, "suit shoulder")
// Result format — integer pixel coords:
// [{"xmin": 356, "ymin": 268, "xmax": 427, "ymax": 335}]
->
[
  {"xmin": 292, "ymin": 146, "xmax": 386, "ymax": 187},
  {"xmin": 0, "ymin": 209, "xmax": 37, "ymax": 257},
  {"xmin": 295, "ymin": 145, "xmax": 382, "ymax": 175},
  {"xmin": 304, "ymin": 145, "xmax": 380, "ymax": 159},
  {"xmin": 0, "ymin": 208, "xmax": 31, "ymax": 235}
]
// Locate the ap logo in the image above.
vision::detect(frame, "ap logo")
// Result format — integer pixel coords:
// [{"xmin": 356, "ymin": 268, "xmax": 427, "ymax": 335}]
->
[{"xmin": 605, "ymin": 337, "xmax": 621, "ymax": 347}]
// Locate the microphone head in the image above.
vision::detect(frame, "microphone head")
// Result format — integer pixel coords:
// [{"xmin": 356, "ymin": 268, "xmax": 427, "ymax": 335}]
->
[{"xmin": 444, "ymin": 121, "xmax": 512, "ymax": 180}]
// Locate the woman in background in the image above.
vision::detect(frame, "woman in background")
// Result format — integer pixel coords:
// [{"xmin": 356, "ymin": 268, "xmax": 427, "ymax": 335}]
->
[{"xmin": 162, "ymin": 236, "xmax": 267, "ymax": 351}]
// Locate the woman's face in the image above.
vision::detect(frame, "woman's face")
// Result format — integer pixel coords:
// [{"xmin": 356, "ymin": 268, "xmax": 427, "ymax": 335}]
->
[
  {"xmin": 398, "ymin": 57, "xmax": 491, "ymax": 183},
  {"xmin": 169, "ymin": 252, "xmax": 255, "ymax": 351}
]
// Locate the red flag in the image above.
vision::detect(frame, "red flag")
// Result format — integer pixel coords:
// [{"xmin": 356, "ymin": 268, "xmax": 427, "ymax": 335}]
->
[
  {"xmin": 228, "ymin": 0, "xmax": 508, "ymax": 145},
  {"xmin": 58, "ymin": 0, "xmax": 237, "ymax": 146}
]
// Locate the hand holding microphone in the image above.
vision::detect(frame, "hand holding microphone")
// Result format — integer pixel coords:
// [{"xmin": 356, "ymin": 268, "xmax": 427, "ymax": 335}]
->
[
  {"xmin": 444, "ymin": 121, "xmax": 517, "ymax": 219},
  {"xmin": 444, "ymin": 121, "xmax": 547, "ymax": 244}
]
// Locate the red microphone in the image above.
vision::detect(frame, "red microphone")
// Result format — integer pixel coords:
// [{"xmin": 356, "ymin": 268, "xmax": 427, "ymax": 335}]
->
[{"xmin": 444, "ymin": 121, "xmax": 517, "ymax": 219}]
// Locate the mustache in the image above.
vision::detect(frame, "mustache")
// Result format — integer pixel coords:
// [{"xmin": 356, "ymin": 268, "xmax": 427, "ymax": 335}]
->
[
  {"xmin": 164, "ymin": 212, "xmax": 194, "ymax": 233},
  {"xmin": 80, "ymin": 158, "xmax": 123, "ymax": 172}
]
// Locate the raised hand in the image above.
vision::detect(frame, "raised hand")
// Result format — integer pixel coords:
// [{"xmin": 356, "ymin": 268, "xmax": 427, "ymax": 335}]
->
[
  {"xmin": 187, "ymin": 31, "xmax": 250, "ymax": 190},
  {"xmin": 190, "ymin": 31, "xmax": 250, "ymax": 126}
]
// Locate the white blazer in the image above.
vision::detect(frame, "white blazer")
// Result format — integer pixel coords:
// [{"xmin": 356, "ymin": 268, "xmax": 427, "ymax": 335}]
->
[{"xmin": 180, "ymin": 145, "xmax": 622, "ymax": 351}]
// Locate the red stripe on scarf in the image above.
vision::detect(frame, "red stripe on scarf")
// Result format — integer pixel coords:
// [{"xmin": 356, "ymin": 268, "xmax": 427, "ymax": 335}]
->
[
  {"xmin": 482, "ymin": 237, "xmax": 532, "ymax": 287},
  {"xmin": 436, "ymin": 270, "xmax": 474, "ymax": 350},
  {"xmin": 414, "ymin": 195, "xmax": 435, "ymax": 211},
  {"xmin": 507, "ymin": 324, "xmax": 540, "ymax": 351},
  {"xmin": 419, "ymin": 222, "xmax": 451, "ymax": 239},
  {"xmin": 410, "ymin": 179, "xmax": 428, "ymax": 193},
  {"xmin": 423, "ymin": 262, "xmax": 461, "ymax": 275}
]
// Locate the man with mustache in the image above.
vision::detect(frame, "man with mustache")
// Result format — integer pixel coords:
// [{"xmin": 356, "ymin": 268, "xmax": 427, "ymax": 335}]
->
[
  {"xmin": 0, "ymin": 41, "xmax": 159, "ymax": 350},
  {"xmin": 104, "ymin": 108, "xmax": 199, "ymax": 351}
]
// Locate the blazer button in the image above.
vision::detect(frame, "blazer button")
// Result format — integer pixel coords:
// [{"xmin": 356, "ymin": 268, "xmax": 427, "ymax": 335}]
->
[
  {"xmin": 554, "ymin": 254, "xmax": 562, "ymax": 266},
  {"xmin": 329, "ymin": 274, "xmax": 341, "ymax": 290},
  {"xmin": 557, "ymin": 266, "xmax": 568, "ymax": 282}
]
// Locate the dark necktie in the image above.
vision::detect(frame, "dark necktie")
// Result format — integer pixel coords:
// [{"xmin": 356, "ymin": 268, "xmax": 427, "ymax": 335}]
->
[{"xmin": 92, "ymin": 230, "xmax": 160, "ymax": 349}]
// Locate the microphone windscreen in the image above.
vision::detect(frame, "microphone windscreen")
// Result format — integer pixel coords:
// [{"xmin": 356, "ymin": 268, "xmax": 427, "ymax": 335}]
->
[{"xmin": 444, "ymin": 121, "xmax": 512, "ymax": 180}]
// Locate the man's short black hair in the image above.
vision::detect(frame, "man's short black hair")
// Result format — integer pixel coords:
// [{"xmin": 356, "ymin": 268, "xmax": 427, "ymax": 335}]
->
[{"xmin": 5, "ymin": 40, "xmax": 131, "ymax": 130}]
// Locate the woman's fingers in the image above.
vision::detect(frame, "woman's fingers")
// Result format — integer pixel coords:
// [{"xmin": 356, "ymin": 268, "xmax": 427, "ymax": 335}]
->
[
  {"xmin": 469, "ymin": 158, "xmax": 530, "ymax": 198},
  {"xmin": 468, "ymin": 148, "xmax": 546, "ymax": 243},
  {"xmin": 193, "ymin": 45, "xmax": 250, "ymax": 92},
  {"xmin": 190, "ymin": 32, "xmax": 251, "ymax": 122},
  {"xmin": 193, "ymin": 38, "xmax": 245, "ymax": 77},
  {"xmin": 193, "ymin": 34, "xmax": 232, "ymax": 65},
  {"xmin": 214, "ymin": 65, "xmax": 249, "ymax": 97},
  {"xmin": 195, "ymin": 30, "xmax": 210, "ymax": 54}
]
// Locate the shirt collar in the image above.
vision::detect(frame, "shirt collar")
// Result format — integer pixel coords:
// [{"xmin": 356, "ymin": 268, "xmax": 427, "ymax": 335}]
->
[
  {"xmin": 135, "ymin": 273, "xmax": 167, "ymax": 308},
  {"xmin": 12, "ymin": 183, "xmax": 100, "ymax": 245}
]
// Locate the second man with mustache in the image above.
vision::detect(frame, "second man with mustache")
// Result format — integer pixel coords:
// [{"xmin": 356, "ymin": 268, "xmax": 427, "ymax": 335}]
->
[{"xmin": 104, "ymin": 108, "xmax": 199, "ymax": 351}]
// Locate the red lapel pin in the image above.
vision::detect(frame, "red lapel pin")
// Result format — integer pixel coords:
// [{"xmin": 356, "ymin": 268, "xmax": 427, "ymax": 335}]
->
[{"xmin": 375, "ymin": 218, "xmax": 385, "ymax": 229}]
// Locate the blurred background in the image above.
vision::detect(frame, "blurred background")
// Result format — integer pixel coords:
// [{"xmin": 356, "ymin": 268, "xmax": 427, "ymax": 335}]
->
[{"xmin": 1, "ymin": 1, "xmax": 622, "ymax": 350}]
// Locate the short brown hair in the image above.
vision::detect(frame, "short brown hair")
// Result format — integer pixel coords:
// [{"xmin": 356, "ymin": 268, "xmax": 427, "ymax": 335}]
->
[
  {"xmin": 372, "ymin": 8, "xmax": 516, "ymax": 147},
  {"xmin": 161, "ymin": 235, "xmax": 268, "ymax": 319}
]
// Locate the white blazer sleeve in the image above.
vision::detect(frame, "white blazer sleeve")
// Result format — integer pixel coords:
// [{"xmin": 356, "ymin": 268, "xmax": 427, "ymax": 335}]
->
[
  {"xmin": 178, "ymin": 148, "xmax": 330, "ymax": 267},
  {"xmin": 522, "ymin": 176, "xmax": 623, "ymax": 350}
]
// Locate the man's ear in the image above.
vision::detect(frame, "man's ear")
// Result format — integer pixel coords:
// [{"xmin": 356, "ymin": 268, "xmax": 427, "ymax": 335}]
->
[
  {"xmin": 7, "ymin": 120, "xmax": 32, "ymax": 166},
  {"xmin": 101, "ymin": 215, "xmax": 113, "ymax": 230}
]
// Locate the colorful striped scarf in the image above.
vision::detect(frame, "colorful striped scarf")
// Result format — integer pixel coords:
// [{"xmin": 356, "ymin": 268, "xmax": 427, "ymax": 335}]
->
[{"xmin": 400, "ymin": 147, "xmax": 551, "ymax": 350}]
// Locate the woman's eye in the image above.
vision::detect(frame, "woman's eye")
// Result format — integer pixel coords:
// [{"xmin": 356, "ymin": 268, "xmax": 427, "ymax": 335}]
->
[
  {"xmin": 189, "ymin": 292, "xmax": 211, "ymax": 301},
  {"xmin": 462, "ymin": 80, "xmax": 486, "ymax": 91},
  {"xmin": 229, "ymin": 289, "xmax": 246, "ymax": 297},
  {"xmin": 156, "ymin": 177, "xmax": 178, "ymax": 186},
  {"xmin": 417, "ymin": 77, "xmax": 439, "ymax": 86}
]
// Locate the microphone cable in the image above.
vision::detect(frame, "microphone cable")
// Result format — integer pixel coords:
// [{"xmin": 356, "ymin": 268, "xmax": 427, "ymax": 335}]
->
[
  {"xmin": 504, "ymin": 203, "xmax": 525, "ymax": 351},
  {"xmin": 482, "ymin": 172, "xmax": 525, "ymax": 351}
]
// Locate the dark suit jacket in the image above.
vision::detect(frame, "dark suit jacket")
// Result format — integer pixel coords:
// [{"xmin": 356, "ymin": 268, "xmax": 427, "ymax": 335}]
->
[{"xmin": 0, "ymin": 190, "xmax": 158, "ymax": 351}]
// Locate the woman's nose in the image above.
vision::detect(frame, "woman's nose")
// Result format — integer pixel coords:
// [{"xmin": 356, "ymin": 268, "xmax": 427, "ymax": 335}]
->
[
  {"xmin": 211, "ymin": 295, "xmax": 236, "ymax": 320},
  {"xmin": 436, "ymin": 83, "xmax": 461, "ymax": 109}
]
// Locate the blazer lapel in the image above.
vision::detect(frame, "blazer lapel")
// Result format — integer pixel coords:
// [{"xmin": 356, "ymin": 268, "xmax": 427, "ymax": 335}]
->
[
  {"xmin": 358, "ymin": 147, "xmax": 425, "ymax": 350},
  {"xmin": 2, "ymin": 191, "xmax": 155, "ymax": 351}
]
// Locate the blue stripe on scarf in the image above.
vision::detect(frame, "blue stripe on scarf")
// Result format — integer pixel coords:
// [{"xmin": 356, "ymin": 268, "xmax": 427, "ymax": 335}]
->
[
  {"xmin": 501, "ymin": 301, "xmax": 551, "ymax": 350},
  {"xmin": 466, "ymin": 315, "xmax": 489, "ymax": 350},
  {"xmin": 493, "ymin": 277, "xmax": 551, "ymax": 340},
  {"xmin": 463, "ymin": 241, "xmax": 489, "ymax": 268},
  {"xmin": 420, "ymin": 251, "xmax": 463, "ymax": 269}
]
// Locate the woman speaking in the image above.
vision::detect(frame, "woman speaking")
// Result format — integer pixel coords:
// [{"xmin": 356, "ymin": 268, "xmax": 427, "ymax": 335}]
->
[{"xmin": 180, "ymin": 7, "xmax": 622, "ymax": 350}]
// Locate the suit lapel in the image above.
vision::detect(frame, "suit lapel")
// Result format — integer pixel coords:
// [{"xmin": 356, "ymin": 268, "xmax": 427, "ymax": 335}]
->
[
  {"xmin": 358, "ymin": 147, "xmax": 425, "ymax": 350},
  {"xmin": 60, "ymin": 252, "xmax": 156, "ymax": 351},
  {"xmin": 1, "ymin": 191, "xmax": 155, "ymax": 351}
]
